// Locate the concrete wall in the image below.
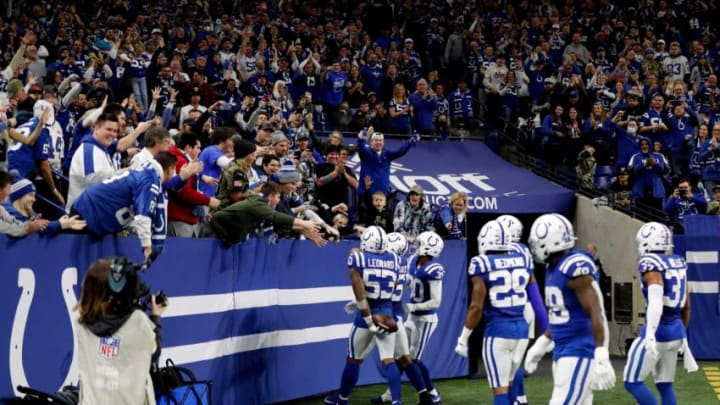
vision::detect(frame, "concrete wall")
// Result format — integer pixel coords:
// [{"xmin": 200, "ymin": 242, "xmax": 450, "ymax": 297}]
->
[{"xmin": 575, "ymin": 195, "xmax": 647, "ymax": 355}]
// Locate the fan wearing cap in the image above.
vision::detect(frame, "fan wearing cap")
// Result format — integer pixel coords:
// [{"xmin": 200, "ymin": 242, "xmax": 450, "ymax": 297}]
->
[
  {"xmin": 610, "ymin": 166, "xmax": 634, "ymax": 208},
  {"xmin": 213, "ymin": 138, "xmax": 257, "ymax": 211},
  {"xmin": 707, "ymin": 185, "xmax": 720, "ymax": 214},
  {"xmin": 0, "ymin": 171, "xmax": 49, "ymax": 237},
  {"xmin": 357, "ymin": 126, "xmax": 416, "ymax": 199},
  {"xmin": 661, "ymin": 41, "xmax": 690, "ymax": 82},
  {"xmin": 209, "ymin": 181, "xmax": 327, "ymax": 246},
  {"xmin": 392, "ymin": 185, "xmax": 435, "ymax": 240},
  {"xmin": 2, "ymin": 178, "xmax": 86, "ymax": 235},
  {"xmin": 270, "ymin": 131, "xmax": 292, "ymax": 163}
]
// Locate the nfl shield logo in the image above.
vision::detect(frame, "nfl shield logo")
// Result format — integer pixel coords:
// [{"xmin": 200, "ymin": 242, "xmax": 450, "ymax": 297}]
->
[{"xmin": 98, "ymin": 336, "xmax": 120, "ymax": 359}]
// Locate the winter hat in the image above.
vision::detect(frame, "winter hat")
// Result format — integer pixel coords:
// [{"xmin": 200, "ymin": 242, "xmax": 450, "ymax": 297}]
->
[
  {"xmin": 277, "ymin": 163, "xmax": 300, "ymax": 184},
  {"xmin": 7, "ymin": 79, "xmax": 23, "ymax": 99},
  {"xmin": 233, "ymin": 138, "xmax": 256, "ymax": 159},
  {"xmin": 10, "ymin": 179, "xmax": 35, "ymax": 202},
  {"xmin": 271, "ymin": 131, "xmax": 289, "ymax": 145},
  {"xmin": 408, "ymin": 184, "xmax": 424, "ymax": 196}
]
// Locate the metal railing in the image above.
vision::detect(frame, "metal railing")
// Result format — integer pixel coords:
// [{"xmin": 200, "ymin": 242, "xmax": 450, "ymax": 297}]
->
[{"xmin": 492, "ymin": 116, "xmax": 668, "ymax": 223}]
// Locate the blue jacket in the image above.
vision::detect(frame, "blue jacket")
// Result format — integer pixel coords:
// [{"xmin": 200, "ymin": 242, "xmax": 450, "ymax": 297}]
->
[
  {"xmin": 357, "ymin": 138, "xmax": 412, "ymax": 196},
  {"xmin": 698, "ymin": 139, "xmax": 720, "ymax": 181},
  {"xmin": 629, "ymin": 151, "xmax": 667, "ymax": 199},
  {"xmin": 663, "ymin": 194, "xmax": 708, "ymax": 223}
]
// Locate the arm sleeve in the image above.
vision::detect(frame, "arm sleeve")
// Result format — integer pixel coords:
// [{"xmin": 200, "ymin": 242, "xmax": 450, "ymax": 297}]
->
[
  {"xmin": 528, "ymin": 282, "xmax": 549, "ymax": 332},
  {"xmin": 413, "ymin": 280, "xmax": 442, "ymax": 311},
  {"xmin": 645, "ymin": 284, "xmax": 664, "ymax": 339},
  {"xmin": 162, "ymin": 175, "xmax": 188, "ymax": 192},
  {"xmin": 0, "ymin": 208, "xmax": 27, "ymax": 237},
  {"xmin": 127, "ymin": 215, "xmax": 152, "ymax": 247}
]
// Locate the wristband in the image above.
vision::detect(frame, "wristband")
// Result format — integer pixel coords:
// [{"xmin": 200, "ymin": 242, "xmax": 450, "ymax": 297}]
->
[
  {"xmin": 363, "ymin": 315, "xmax": 373, "ymax": 328},
  {"xmin": 356, "ymin": 299, "xmax": 368, "ymax": 311},
  {"xmin": 460, "ymin": 327, "xmax": 472, "ymax": 341}
]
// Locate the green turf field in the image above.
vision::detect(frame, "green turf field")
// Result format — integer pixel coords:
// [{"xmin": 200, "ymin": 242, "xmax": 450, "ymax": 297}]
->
[{"xmin": 288, "ymin": 361, "xmax": 720, "ymax": 404}]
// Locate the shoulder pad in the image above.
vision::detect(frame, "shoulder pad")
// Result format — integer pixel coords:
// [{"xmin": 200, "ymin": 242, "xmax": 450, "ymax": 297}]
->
[
  {"xmin": 638, "ymin": 253, "xmax": 666, "ymax": 273},
  {"xmin": 558, "ymin": 253, "xmax": 597, "ymax": 278}
]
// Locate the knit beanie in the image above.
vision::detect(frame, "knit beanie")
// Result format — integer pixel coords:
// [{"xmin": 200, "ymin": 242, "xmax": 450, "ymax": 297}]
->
[
  {"xmin": 277, "ymin": 163, "xmax": 300, "ymax": 184},
  {"xmin": 234, "ymin": 138, "xmax": 257, "ymax": 159},
  {"xmin": 10, "ymin": 179, "xmax": 35, "ymax": 202}
]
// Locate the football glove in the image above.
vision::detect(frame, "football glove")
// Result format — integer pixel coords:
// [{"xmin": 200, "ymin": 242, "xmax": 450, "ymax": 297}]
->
[
  {"xmin": 364, "ymin": 315, "xmax": 389, "ymax": 336},
  {"xmin": 590, "ymin": 347, "xmax": 616, "ymax": 391},
  {"xmin": 524, "ymin": 335, "xmax": 554, "ymax": 374},
  {"xmin": 644, "ymin": 336, "xmax": 658, "ymax": 361},
  {"xmin": 682, "ymin": 338, "xmax": 699, "ymax": 372},
  {"xmin": 344, "ymin": 300, "xmax": 358, "ymax": 315}
]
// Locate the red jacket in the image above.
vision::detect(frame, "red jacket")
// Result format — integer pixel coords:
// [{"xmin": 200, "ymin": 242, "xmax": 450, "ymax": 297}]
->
[{"xmin": 167, "ymin": 146, "xmax": 211, "ymax": 224}]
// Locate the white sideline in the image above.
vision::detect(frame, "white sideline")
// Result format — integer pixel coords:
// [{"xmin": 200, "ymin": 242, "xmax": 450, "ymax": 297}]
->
[
  {"xmin": 162, "ymin": 286, "xmax": 354, "ymax": 317},
  {"xmin": 160, "ymin": 323, "xmax": 353, "ymax": 365}
]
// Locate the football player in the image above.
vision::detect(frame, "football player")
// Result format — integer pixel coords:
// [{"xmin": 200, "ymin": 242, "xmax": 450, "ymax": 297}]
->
[
  {"xmin": 70, "ymin": 152, "xmax": 174, "ymax": 261},
  {"xmin": 404, "ymin": 231, "xmax": 445, "ymax": 404},
  {"xmin": 325, "ymin": 226, "xmax": 402, "ymax": 405},
  {"xmin": 454, "ymin": 220, "xmax": 543, "ymax": 405},
  {"xmin": 496, "ymin": 214, "xmax": 548, "ymax": 405},
  {"xmin": 623, "ymin": 222, "xmax": 697, "ymax": 404},
  {"xmin": 367, "ymin": 232, "xmax": 433, "ymax": 405},
  {"xmin": 525, "ymin": 213, "xmax": 615, "ymax": 404}
]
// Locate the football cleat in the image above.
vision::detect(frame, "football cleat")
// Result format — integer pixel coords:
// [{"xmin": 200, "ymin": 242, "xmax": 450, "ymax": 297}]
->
[
  {"xmin": 370, "ymin": 390, "xmax": 392, "ymax": 403},
  {"xmin": 324, "ymin": 394, "xmax": 348, "ymax": 405}
]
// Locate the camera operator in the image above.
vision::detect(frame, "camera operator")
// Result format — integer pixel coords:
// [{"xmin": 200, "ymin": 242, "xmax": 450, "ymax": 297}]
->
[
  {"xmin": 75, "ymin": 258, "xmax": 167, "ymax": 405},
  {"xmin": 663, "ymin": 179, "xmax": 708, "ymax": 233}
]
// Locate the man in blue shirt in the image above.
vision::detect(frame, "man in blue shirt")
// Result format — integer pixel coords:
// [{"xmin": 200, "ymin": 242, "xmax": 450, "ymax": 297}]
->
[
  {"xmin": 70, "ymin": 151, "xmax": 176, "ymax": 261},
  {"xmin": 663, "ymin": 179, "xmax": 707, "ymax": 231},
  {"xmin": 357, "ymin": 128, "xmax": 417, "ymax": 199},
  {"xmin": 409, "ymin": 79, "xmax": 437, "ymax": 137}
]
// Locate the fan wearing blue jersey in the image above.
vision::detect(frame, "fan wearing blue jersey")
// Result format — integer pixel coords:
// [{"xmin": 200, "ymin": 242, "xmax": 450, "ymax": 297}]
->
[
  {"xmin": 455, "ymin": 220, "xmax": 541, "ymax": 405},
  {"xmin": 70, "ymin": 151, "xmax": 176, "ymax": 261},
  {"xmin": 325, "ymin": 226, "xmax": 402, "ymax": 405},
  {"xmin": 623, "ymin": 222, "xmax": 697, "ymax": 405},
  {"xmin": 404, "ymin": 231, "xmax": 445, "ymax": 404},
  {"xmin": 525, "ymin": 213, "xmax": 615, "ymax": 404},
  {"xmin": 365, "ymin": 232, "xmax": 433, "ymax": 405},
  {"xmin": 7, "ymin": 105, "xmax": 64, "ymax": 205},
  {"xmin": 496, "ymin": 214, "xmax": 549, "ymax": 405}
]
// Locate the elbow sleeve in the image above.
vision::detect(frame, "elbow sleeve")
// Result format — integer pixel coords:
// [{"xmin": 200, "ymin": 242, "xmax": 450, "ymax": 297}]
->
[{"xmin": 645, "ymin": 283, "xmax": 664, "ymax": 338}]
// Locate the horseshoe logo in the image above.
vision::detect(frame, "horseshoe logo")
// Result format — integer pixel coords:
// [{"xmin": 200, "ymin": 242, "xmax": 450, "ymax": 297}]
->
[
  {"xmin": 9, "ymin": 267, "xmax": 79, "ymax": 396},
  {"xmin": 535, "ymin": 222, "xmax": 549, "ymax": 239}
]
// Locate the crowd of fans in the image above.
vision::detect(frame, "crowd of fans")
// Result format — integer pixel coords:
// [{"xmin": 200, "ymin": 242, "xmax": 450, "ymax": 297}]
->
[{"xmin": 1, "ymin": 0, "xmax": 720, "ymax": 246}]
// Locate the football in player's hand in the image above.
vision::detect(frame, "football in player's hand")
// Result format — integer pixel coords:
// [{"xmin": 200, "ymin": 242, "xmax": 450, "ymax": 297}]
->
[{"xmin": 372, "ymin": 313, "xmax": 398, "ymax": 332}]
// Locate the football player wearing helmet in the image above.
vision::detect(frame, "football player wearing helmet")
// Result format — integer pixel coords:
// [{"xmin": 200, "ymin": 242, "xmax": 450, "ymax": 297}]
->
[
  {"xmin": 455, "ymin": 220, "xmax": 541, "ymax": 405},
  {"xmin": 368, "ymin": 232, "xmax": 433, "ymax": 405},
  {"xmin": 325, "ymin": 226, "xmax": 403, "ymax": 405},
  {"xmin": 404, "ymin": 231, "xmax": 445, "ymax": 404},
  {"xmin": 525, "ymin": 213, "xmax": 615, "ymax": 404},
  {"xmin": 496, "ymin": 215, "xmax": 548, "ymax": 405},
  {"xmin": 623, "ymin": 222, "xmax": 696, "ymax": 405}
]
